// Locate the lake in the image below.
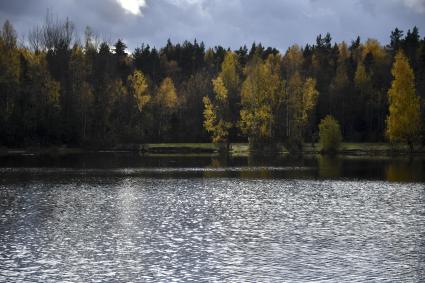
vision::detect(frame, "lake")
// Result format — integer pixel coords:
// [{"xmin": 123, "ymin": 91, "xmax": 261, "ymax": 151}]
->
[{"xmin": 1, "ymin": 153, "xmax": 424, "ymax": 282}]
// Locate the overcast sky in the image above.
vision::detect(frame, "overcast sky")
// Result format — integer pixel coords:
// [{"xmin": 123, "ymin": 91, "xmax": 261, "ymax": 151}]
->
[{"xmin": 0, "ymin": 0, "xmax": 424, "ymax": 51}]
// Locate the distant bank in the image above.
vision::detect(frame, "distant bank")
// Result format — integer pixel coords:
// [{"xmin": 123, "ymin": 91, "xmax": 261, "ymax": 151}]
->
[{"xmin": 1, "ymin": 143, "xmax": 424, "ymax": 157}]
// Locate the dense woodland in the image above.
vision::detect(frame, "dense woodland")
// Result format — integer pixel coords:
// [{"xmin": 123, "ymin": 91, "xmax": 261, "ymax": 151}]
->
[{"xmin": 0, "ymin": 15, "xmax": 424, "ymax": 150}]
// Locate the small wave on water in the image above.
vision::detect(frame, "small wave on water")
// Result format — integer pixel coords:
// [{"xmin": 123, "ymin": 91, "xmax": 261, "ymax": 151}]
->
[{"xmin": 0, "ymin": 178, "xmax": 424, "ymax": 282}]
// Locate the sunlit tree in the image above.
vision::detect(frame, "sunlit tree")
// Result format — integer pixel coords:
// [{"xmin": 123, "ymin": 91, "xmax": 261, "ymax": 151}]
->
[
  {"xmin": 319, "ymin": 115, "xmax": 342, "ymax": 153},
  {"xmin": 128, "ymin": 70, "xmax": 150, "ymax": 112},
  {"xmin": 301, "ymin": 78, "xmax": 319, "ymax": 127},
  {"xmin": 203, "ymin": 51, "xmax": 240, "ymax": 148},
  {"xmin": 239, "ymin": 55, "xmax": 285, "ymax": 148},
  {"xmin": 386, "ymin": 51, "xmax": 421, "ymax": 151},
  {"xmin": 155, "ymin": 77, "xmax": 177, "ymax": 110},
  {"xmin": 155, "ymin": 77, "xmax": 178, "ymax": 140}
]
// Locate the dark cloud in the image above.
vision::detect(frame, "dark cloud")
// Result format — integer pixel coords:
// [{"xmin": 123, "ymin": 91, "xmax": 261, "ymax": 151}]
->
[{"xmin": 0, "ymin": 0, "xmax": 424, "ymax": 51}]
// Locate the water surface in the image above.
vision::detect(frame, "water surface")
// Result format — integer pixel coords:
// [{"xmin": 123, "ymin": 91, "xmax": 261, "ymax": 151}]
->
[{"xmin": 1, "ymin": 153, "xmax": 424, "ymax": 282}]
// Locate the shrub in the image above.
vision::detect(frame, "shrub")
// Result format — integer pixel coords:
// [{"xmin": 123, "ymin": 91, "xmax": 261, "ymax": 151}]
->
[{"xmin": 319, "ymin": 115, "xmax": 342, "ymax": 153}]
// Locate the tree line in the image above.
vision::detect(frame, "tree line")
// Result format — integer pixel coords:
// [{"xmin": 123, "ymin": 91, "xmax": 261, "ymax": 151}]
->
[{"xmin": 0, "ymin": 15, "xmax": 424, "ymax": 150}]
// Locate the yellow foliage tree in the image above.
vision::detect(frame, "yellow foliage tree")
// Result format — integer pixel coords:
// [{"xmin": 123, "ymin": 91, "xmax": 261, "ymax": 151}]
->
[
  {"xmin": 154, "ymin": 77, "xmax": 178, "ymax": 140},
  {"xmin": 128, "ymin": 70, "xmax": 150, "ymax": 112},
  {"xmin": 239, "ymin": 55, "xmax": 285, "ymax": 147},
  {"xmin": 354, "ymin": 62, "xmax": 372, "ymax": 95},
  {"xmin": 202, "ymin": 95, "xmax": 232, "ymax": 144},
  {"xmin": 212, "ymin": 76, "xmax": 228, "ymax": 103},
  {"xmin": 156, "ymin": 77, "xmax": 177, "ymax": 110},
  {"xmin": 386, "ymin": 51, "xmax": 421, "ymax": 151},
  {"xmin": 362, "ymin": 39, "xmax": 387, "ymax": 62},
  {"xmin": 286, "ymin": 73, "xmax": 319, "ymax": 142},
  {"xmin": 220, "ymin": 51, "xmax": 240, "ymax": 95},
  {"xmin": 203, "ymin": 77, "xmax": 232, "ymax": 145},
  {"xmin": 203, "ymin": 51, "xmax": 240, "ymax": 147},
  {"xmin": 319, "ymin": 115, "xmax": 342, "ymax": 153},
  {"xmin": 338, "ymin": 42, "xmax": 350, "ymax": 62},
  {"xmin": 283, "ymin": 45, "xmax": 303, "ymax": 76},
  {"xmin": 301, "ymin": 78, "xmax": 319, "ymax": 126}
]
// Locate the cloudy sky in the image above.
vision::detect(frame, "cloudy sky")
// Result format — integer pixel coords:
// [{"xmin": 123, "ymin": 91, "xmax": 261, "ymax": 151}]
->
[{"xmin": 0, "ymin": 0, "xmax": 424, "ymax": 51}]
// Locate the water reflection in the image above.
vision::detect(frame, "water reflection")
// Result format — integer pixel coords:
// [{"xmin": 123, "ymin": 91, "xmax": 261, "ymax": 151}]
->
[
  {"xmin": 1, "ymin": 152, "xmax": 425, "ymax": 281},
  {"xmin": 317, "ymin": 155, "xmax": 342, "ymax": 179},
  {"xmin": 0, "ymin": 152, "xmax": 424, "ymax": 182},
  {"xmin": 386, "ymin": 158, "xmax": 425, "ymax": 182}
]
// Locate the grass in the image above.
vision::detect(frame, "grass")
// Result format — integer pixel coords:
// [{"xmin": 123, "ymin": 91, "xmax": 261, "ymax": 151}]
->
[
  {"xmin": 145, "ymin": 143, "xmax": 250, "ymax": 153},
  {"xmin": 1, "ymin": 142, "xmax": 423, "ymax": 156},
  {"xmin": 145, "ymin": 142, "xmax": 425, "ymax": 155},
  {"xmin": 143, "ymin": 143, "xmax": 218, "ymax": 154},
  {"xmin": 145, "ymin": 143, "xmax": 217, "ymax": 149},
  {"xmin": 342, "ymin": 143, "xmax": 400, "ymax": 151}
]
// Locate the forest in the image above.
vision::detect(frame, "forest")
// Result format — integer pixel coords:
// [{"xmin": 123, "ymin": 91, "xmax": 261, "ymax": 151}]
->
[{"xmin": 0, "ymin": 15, "xmax": 424, "ymax": 151}]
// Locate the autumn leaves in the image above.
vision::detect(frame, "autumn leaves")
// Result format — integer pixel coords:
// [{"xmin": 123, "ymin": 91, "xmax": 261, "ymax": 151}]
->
[{"xmin": 203, "ymin": 51, "xmax": 319, "ymax": 150}]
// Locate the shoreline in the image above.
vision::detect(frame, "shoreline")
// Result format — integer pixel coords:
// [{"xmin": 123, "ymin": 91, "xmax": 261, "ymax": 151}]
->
[{"xmin": 1, "ymin": 142, "xmax": 425, "ymax": 157}]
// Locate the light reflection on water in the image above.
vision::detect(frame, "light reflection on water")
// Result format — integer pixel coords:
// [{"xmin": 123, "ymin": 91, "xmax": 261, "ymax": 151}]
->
[
  {"xmin": 0, "ymin": 153, "xmax": 424, "ymax": 182},
  {"xmin": 1, "ymin": 176, "xmax": 425, "ymax": 282}
]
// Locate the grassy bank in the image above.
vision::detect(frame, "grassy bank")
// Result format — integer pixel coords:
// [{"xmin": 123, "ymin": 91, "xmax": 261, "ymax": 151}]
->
[
  {"xmin": 1, "ymin": 142, "xmax": 424, "ymax": 157},
  {"xmin": 141, "ymin": 142, "xmax": 424, "ymax": 156}
]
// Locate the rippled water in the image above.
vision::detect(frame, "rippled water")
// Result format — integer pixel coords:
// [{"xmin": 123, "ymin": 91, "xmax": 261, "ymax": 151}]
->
[{"xmin": 1, "ymin": 170, "xmax": 425, "ymax": 282}]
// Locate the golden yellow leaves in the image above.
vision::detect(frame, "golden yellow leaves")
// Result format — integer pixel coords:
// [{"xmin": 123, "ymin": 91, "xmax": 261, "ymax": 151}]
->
[
  {"xmin": 202, "ymin": 51, "xmax": 240, "ymax": 144},
  {"xmin": 386, "ymin": 51, "xmax": 421, "ymax": 144},
  {"xmin": 301, "ymin": 78, "xmax": 319, "ymax": 126},
  {"xmin": 155, "ymin": 77, "xmax": 177, "ymax": 110},
  {"xmin": 128, "ymin": 70, "xmax": 150, "ymax": 112},
  {"xmin": 202, "ymin": 96, "xmax": 232, "ymax": 144},
  {"xmin": 128, "ymin": 71, "xmax": 178, "ymax": 113},
  {"xmin": 212, "ymin": 77, "xmax": 228, "ymax": 103},
  {"xmin": 319, "ymin": 115, "xmax": 342, "ymax": 152},
  {"xmin": 239, "ymin": 56, "xmax": 284, "ymax": 139}
]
